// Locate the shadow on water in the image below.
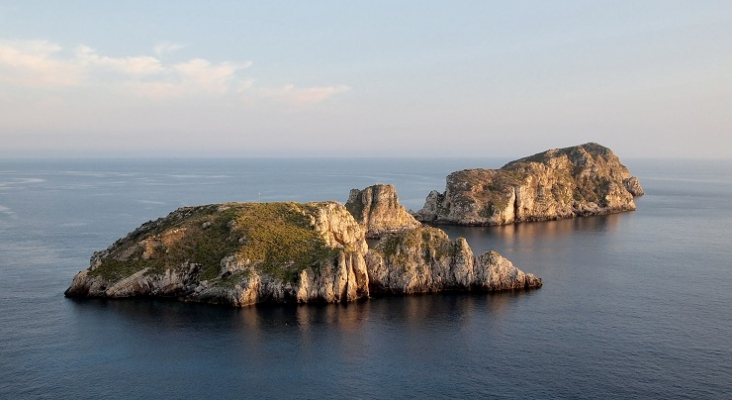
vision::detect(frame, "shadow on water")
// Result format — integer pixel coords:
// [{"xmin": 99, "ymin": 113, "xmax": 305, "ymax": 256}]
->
[
  {"xmin": 62, "ymin": 214, "xmax": 619, "ymax": 344},
  {"xmin": 66, "ymin": 288, "xmax": 536, "ymax": 333},
  {"xmin": 63, "ymin": 290, "xmax": 541, "ymax": 398}
]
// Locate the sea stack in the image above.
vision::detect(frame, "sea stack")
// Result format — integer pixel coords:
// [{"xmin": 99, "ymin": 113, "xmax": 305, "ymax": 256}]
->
[
  {"xmin": 345, "ymin": 184, "xmax": 422, "ymax": 238},
  {"xmin": 413, "ymin": 142, "xmax": 644, "ymax": 226},
  {"xmin": 366, "ymin": 226, "xmax": 542, "ymax": 295}
]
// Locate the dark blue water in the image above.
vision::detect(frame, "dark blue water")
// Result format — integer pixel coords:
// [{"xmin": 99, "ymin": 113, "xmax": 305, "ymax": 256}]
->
[{"xmin": 1, "ymin": 158, "xmax": 731, "ymax": 399}]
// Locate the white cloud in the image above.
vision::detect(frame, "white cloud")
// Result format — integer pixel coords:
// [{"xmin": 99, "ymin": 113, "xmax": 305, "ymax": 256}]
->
[
  {"xmin": 0, "ymin": 40, "xmax": 82, "ymax": 86},
  {"xmin": 131, "ymin": 59, "xmax": 253, "ymax": 98},
  {"xmin": 0, "ymin": 39, "xmax": 254, "ymax": 98},
  {"xmin": 75, "ymin": 45, "xmax": 163, "ymax": 75},
  {"xmin": 174, "ymin": 58, "xmax": 245, "ymax": 93},
  {"xmin": 153, "ymin": 42, "xmax": 186, "ymax": 57},
  {"xmin": 0, "ymin": 39, "xmax": 349, "ymax": 106}
]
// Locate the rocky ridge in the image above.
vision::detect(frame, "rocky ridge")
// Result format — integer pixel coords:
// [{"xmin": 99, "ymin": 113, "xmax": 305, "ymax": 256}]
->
[
  {"xmin": 414, "ymin": 142, "xmax": 644, "ymax": 226},
  {"xmin": 366, "ymin": 226, "xmax": 541, "ymax": 294},
  {"xmin": 65, "ymin": 200, "xmax": 541, "ymax": 307},
  {"xmin": 65, "ymin": 202, "xmax": 370, "ymax": 306},
  {"xmin": 345, "ymin": 184, "xmax": 422, "ymax": 238}
]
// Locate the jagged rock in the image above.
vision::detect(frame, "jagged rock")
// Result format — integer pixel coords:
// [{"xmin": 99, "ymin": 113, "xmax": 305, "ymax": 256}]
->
[
  {"xmin": 366, "ymin": 226, "xmax": 542, "ymax": 294},
  {"xmin": 414, "ymin": 142, "xmax": 644, "ymax": 226},
  {"xmin": 65, "ymin": 200, "xmax": 541, "ymax": 307},
  {"xmin": 623, "ymin": 176, "xmax": 644, "ymax": 197},
  {"xmin": 345, "ymin": 184, "xmax": 422, "ymax": 238}
]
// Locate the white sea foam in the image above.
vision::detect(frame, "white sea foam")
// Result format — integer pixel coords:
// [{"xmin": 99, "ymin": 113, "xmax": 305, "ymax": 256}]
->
[
  {"xmin": 0, "ymin": 204, "xmax": 16, "ymax": 218},
  {"xmin": 165, "ymin": 174, "xmax": 230, "ymax": 179},
  {"xmin": 0, "ymin": 177, "xmax": 46, "ymax": 188},
  {"xmin": 60, "ymin": 222, "xmax": 88, "ymax": 227},
  {"xmin": 136, "ymin": 200, "xmax": 166, "ymax": 205}
]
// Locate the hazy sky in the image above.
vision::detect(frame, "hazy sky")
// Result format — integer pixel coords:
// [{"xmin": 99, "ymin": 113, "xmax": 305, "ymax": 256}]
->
[{"xmin": 1, "ymin": 1, "xmax": 730, "ymax": 158}]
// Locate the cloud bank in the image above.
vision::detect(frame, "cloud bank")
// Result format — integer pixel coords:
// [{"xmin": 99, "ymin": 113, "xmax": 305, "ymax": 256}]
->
[{"xmin": 0, "ymin": 39, "xmax": 349, "ymax": 104}]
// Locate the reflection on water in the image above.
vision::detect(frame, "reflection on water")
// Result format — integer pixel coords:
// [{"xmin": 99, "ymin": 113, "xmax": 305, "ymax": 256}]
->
[
  {"xmin": 7, "ymin": 159, "xmax": 732, "ymax": 398},
  {"xmin": 69, "ymin": 290, "xmax": 529, "ymax": 334},
  {"xmin": 63, "ymin": 290, "xmax": 539, "ymax": 398},
  {"xmin": 438, "ymin": 213, "xmax": 624, "ymax": 255}
]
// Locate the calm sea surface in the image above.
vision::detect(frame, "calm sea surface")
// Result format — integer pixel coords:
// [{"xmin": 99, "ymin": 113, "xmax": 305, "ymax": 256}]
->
[{"xmin": 1, "ymin": 158, "xmax": 731, "ymax": 399}]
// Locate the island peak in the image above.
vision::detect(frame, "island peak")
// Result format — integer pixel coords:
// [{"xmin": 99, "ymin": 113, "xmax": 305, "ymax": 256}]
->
[{"xmin": 414, "ymin": 142, "xmax": 644, "ymax": 226}]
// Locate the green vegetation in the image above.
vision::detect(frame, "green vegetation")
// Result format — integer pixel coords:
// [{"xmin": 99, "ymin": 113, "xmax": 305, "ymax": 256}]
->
[
  {"xmin": 235, "ymin": 203, "xmax": 340, "ymax": 282},
  {"xmin": 88, "ymin": 202, "xmax": 342, "ymax": 284},
  {"xmin": 216, "ymin": 270, "xmax": 253, "ymax": 288},
  {"xmin": 515, "ymin": 151, "xmax": 550, "ymax": 165},
  {"xmin": 380, "ymin": 234, "xmax": 402, "ymax": 257},
  {"xmin": 89, "ymin": 254, "xmax": 160, "ymax": 282},
  {"xmin": 375, "ymin": 227, "xmax": 452, "ymax": 265}
]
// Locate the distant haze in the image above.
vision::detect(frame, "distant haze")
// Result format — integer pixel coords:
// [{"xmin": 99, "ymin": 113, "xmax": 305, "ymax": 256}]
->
[{"xmin": 1, "ymin": 1, "xmax": 731, "ymax": 159}]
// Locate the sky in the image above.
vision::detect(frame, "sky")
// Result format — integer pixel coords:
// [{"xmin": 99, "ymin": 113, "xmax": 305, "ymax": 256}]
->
[{"xmin": 1, "ymin": 1, "xmax": 731, "ymax": 159}]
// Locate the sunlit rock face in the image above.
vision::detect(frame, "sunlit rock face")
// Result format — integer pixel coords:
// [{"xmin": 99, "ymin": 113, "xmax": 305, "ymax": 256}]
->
[
  {"xmin": 345, "ymin": 184, "xmax": 422, "ymax": 239},
  {"xmin": 65, "ymin": 202, "xmax": 370, "ymax": 306},
  {"xmin": 66, "ymin": 199, "xmax": 542, "ymax": 307},
  {"xmin": 414, "ymin": 142, "xmax": 644, "ymax": 226},
  {"xmin": 365, "ymin": 226, "xmax": 542, "ymax": 294}
]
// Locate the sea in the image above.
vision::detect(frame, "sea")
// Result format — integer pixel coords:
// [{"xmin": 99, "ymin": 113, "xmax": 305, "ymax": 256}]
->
[{"xmin": 0, "ymin": 157, "xmax": 730, "ymax": 399}]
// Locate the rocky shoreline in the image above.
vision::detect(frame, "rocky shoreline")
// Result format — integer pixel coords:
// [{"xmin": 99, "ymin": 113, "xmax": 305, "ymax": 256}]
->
[
  {"xmin": 65, "ymin": 196, "xmax": 541, "ymax": 306},
  {"xmin": 65, "ymin": 143, "xmax": 642, "ymax": 307}
]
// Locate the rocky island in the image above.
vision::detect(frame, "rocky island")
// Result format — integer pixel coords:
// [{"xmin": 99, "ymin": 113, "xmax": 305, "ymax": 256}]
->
[
  {"xmin": 414, "ymin": 142, "xmax": 643, "ymax": 226},
  {"xmin": 65, "ymin": 190, "xmax": 542, "ymax": 307},
  {"xmin": 65, "ymin": 143, "xmax": 641, "ymax": 307}
]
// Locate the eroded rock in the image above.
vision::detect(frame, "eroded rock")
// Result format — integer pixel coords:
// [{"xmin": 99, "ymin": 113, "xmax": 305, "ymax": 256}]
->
[
  {"xmin": 366, "ymin": 226, "xmax": 542, "ymax": 294},
  {"xmin": 345, "ymin": 184, "xmax": 422, "ymax": 238},
  {"xmin": 65, "ymin": 200, "xmax": 541, "ymax": 307},
  {"xmin": 413, "ymin": 142, "xmax": 644, "ymax": 226},
  {"xmin": 65, "ymin": 202, "xmax": 370, "ymax": 306}
]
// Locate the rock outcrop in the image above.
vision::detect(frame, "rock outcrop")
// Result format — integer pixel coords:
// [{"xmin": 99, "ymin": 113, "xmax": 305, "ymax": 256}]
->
[
  {"xmin": 345, "ymin": 184, "xmax": 422, "ymax": 238},
  {"xmin": 66, "ymin": 200, "xmax": 541, "ymax": 307},
  {"xmin": 366, "ymin": 226, "xmax": 541, "ymax": 294},
  {"xmin": 414, "ymin": 142, "xmax": 644, "ymax": 226},
  {"xmin": 65, "ymin": 202, "xmax": 370, "ymax": 306}
]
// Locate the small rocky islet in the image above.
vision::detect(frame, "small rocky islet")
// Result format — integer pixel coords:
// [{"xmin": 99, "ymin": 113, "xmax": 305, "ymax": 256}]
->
[
  {"xmin": 414, "ymin": 142, "xmax": 643, "ymax": 226},
  {"xmin": 65, "ymin": 142, "xmax": 642, "ymax": 307}
]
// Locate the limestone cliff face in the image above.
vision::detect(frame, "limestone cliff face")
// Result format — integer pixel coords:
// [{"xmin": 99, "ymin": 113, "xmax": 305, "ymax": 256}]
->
[
  {"xmin": 66, "ymin": 199, "xmax": 542, "ymax": 307},
  {"xmin": 345, "ymin": 184, "xmax": 422, "ymax": 238},
  {"xmin": 366, "ymin": 226, "xmax": 542, "ymax": 294},
  {"xmin": 414, "ymin": 142, "xmax": 644, "ymax": 226},
  {"xmin": 65, "ymin": 202, "xmax": 370, "ymax": 306}
]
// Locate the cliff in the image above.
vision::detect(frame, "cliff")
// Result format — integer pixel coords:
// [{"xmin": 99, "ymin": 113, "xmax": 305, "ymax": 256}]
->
[
  {"xmin": 66, "ymin": 201, "xmax": 541, "ymax": 307},
  {"xmin": 345, "ymin": 184, "xmax": 422, "ymax": 238},
  {"xmin": 366, "ymin": 226, "xmax": 541, "ymax": 294},
  {"xmin": 414, "ymin": 142, "xmax": 644, "ymax": 226},
  {"xmin": 65, "ymin": 202, "xmax": 370, "ymax": 306}
]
